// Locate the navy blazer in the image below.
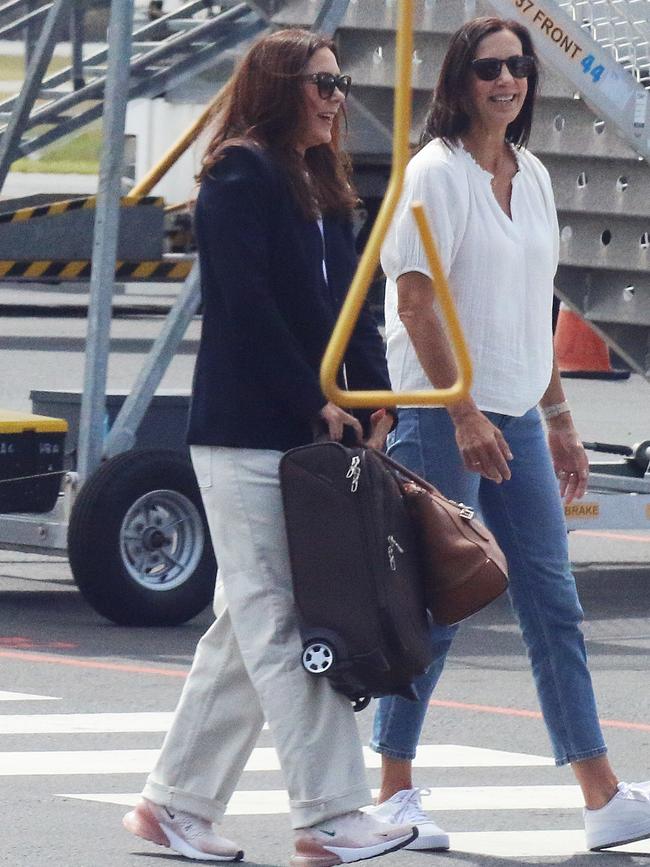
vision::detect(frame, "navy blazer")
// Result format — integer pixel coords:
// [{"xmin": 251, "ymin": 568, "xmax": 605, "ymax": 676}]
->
[{"xmin": 187, "ymin": 145, "xmax": 391, "ymax": 452}]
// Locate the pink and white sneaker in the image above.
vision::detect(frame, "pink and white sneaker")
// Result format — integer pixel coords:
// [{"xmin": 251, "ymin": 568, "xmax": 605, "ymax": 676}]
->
[
  {"xmin": 123, "ymin": 798, "xmax": 244, "ymax": 862},
  {"xmin": 291, "ymin": 809, "xmax": 417, "ymax": 867}
]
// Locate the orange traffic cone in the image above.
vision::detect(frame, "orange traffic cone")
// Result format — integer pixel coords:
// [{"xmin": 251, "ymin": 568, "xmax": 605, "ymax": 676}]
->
[{"xmin": 554, "ymin": 306, "xmax": 630, "ymax": 380}]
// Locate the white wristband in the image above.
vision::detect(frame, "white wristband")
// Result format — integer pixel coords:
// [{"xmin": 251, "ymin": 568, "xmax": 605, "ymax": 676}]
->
[{"xmin": 541, "ymin": 400, "xmax": 570, "ymax": 420}]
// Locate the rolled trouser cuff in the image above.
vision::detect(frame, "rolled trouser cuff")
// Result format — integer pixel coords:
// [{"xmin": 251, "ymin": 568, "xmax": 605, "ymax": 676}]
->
[
  {"xmin": 142, "ymin": 780, "xmax": 226, "ymax": 824},
  {"xmin": 290, "ymin": 784, "xmax": 372, "ymax": 829}
]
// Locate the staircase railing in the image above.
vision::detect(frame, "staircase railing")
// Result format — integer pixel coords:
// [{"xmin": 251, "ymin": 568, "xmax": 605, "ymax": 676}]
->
[
  {"xmin": 0, "ymin": 0, "xmax": 270, "ymax": 187},
  {"xmin": 489, "ymin": 0, "xmax": 650, "ymax": 164}
]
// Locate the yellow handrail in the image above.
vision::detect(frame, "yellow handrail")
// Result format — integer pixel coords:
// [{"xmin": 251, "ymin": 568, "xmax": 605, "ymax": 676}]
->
[{"xmin": 319, "ymin": 0, "xmax": 473, "ymax": 408}]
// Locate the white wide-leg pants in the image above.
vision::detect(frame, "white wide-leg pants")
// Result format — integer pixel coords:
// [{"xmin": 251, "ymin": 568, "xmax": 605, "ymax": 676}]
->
[{"xmin": 142, "ymin": 446, "xmax": 371, "ymax": 829}]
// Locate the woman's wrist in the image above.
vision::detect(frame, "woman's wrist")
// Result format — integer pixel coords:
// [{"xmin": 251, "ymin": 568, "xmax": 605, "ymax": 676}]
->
[
  {"xmin": 540, "ymin": 400, "xmax": 571, "ymax": 421},
  {"xmin": 447, "ymin": 397, "xmax": 480, "ymax": 424}
]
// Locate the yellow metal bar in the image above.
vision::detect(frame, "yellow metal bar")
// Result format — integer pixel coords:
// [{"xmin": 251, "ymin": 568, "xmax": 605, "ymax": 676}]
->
[
  {"xmin": 320, "ymin": 0, "xmax": 473, "ymax": 408},
  {"xmin": 126, "ymin": 105, "xmax": 213, "ymax": 200}
]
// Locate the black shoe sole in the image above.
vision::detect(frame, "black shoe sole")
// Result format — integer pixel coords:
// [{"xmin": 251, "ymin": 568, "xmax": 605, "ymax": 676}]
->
[{"xmin": 590, "ymin": 828, "xmax": 650, "ymax": 851}]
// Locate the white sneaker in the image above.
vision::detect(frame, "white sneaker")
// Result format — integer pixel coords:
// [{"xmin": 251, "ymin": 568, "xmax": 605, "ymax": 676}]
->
[
  {"xmin": 291, "ymin": 809, "xmax": 417, "ymax": 867},
  {"xmin": 123, "ymin": 798, "xmax": 244, "ymax": 861},
  {"xmin": 365, "ymin": 788, "xmax": 449, "ymax": 851},
  {"xmin": 584, "ymin": 781, "xmax": 650, "ymax": 851}
]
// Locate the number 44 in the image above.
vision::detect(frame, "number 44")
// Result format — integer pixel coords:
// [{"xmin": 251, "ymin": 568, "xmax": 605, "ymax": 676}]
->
[{"xmin": 581, "ymin": 54, "xmax": 605, "ymax": 83}]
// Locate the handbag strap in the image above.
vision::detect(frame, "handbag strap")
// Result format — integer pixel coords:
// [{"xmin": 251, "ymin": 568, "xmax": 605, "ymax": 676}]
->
[
  {"xmin": 370, "ymin": 448, "xmax": 440, "ymax": 496},
  {"xmin": 306, "ymin": 436, "xmax": 441, "ymax": 498}
]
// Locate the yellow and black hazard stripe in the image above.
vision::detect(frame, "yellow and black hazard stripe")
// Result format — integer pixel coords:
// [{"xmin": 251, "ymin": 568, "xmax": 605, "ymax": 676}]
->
[
  {"xmin": 0, "ymin": 195, "xmax": 164, "ymax": 225},
  {"xmin": 0, "ymin": 258, "xmax": 193, "ymax": 281}
]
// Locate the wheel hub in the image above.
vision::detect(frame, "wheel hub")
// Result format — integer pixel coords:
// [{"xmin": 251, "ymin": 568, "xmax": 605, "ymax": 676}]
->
[
  {"xmin": 119, "ymin": 489, "xmax": 204, "ymax": 591},
  {"xmin": 142, "ymin": 526, "xmax": 169, "ymax": 550},
  {"xmin": 302, "ymin": 642, "xmax": 334, "ymax": 674}
]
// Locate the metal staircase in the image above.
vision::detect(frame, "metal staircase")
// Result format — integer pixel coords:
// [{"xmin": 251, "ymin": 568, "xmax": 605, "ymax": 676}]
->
[{"xmin": 0, "ymin": 0, "xmax": 274, "ymax": 189}]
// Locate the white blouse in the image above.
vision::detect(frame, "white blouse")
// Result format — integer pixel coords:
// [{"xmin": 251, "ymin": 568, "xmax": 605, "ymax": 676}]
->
[{"xmin": 381, "ymin": 139, "xmax": 559, "ymax": 417}]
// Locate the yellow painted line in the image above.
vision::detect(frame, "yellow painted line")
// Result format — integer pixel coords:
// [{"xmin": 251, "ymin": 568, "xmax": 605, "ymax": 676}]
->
[
  {"xmin": 47, "ymin": 201, "xmax": 70, "ymax": 216},
  {"xmin": 24, "ymin": 261, "xmax": 51, "ymax": 278},
  {"xmin": 132, "ymin": 261, "xmax": 158, "ymax": 279},
  {"xmin": 12, "ymin": 208, "xmax": 35, "ymax": 222},
  {"xmin": 168, "ymin": 262, "xmax": 193, "ymax": 279},
  {"xmin": 1, "ymin": 194, "xmax": 161, "ymax": 223},
  {"xmin": 0, "ymin": 258, "xmax": 192, "ymax": 279},
  {"xmin": 59, "ymin": 260, "xmax": 88, "ymax": 279}
]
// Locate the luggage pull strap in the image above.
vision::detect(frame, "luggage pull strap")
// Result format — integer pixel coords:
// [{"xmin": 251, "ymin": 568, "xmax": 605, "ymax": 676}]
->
[
  {"xmin": 370, "ymin": 448, "xmax": 475, "ymax": 520},
  {"xmin": 370, "ymin": 448, "xmax": 437, "ymax": 495}
]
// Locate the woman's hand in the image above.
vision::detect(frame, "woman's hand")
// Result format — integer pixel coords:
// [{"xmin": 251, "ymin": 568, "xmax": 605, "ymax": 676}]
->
[
  {"xmin": 318, "ymin": 402, "xmax": 363, "ymax": 443},
  {"xmin": 449, "ymin": 402, "xmax": 513, "ymax": 483},
  {"xmin": 546, "ymin": 414, "xmax": 589, "ymax": 503},
  {"xmin": 364, "ymin": 409, "xmax": 395, "ymax": 450}
]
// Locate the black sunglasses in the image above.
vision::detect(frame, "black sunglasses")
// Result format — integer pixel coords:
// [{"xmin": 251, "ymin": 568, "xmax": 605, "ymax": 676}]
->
[
  {"xmin": 470, "ymin": 55, "xmax": 536, "ymax": 81},
  {"xmin": 301, "ymin": 72, "xmax": 352, "ymax": 99}
]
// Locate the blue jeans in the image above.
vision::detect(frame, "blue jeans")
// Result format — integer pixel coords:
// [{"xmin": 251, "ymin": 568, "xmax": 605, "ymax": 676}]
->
[{"xmin": 371, "ymin": 407, "xmax": 607, "ymax": 767}]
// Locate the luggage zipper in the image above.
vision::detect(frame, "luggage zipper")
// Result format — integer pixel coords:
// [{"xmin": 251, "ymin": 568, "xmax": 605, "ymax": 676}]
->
[
  {"xmin": 360, "ymin": 452, "xmax": 412, "ymax": 672},
  {"xmin": 358, "ymin": 452, "xmax": 388, "ymax": 611},
  {"xmin": 387, "ymin": 534, "xmax": 404, "ymax": 572},
  {"xmin": 346, "ymin": 454, "xmax": 361, "ymax": 492}
]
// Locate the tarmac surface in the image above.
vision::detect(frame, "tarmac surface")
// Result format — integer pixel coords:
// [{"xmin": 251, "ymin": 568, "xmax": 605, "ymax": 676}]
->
[{"xmin": 2, "ymin": 537, "xmax": 650, "ymax": 866}]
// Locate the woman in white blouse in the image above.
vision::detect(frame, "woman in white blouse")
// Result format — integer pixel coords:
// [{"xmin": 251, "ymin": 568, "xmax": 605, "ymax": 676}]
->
[{"xmin": 367, "ymin": 16, "xmax": 650, "ymax": 854}]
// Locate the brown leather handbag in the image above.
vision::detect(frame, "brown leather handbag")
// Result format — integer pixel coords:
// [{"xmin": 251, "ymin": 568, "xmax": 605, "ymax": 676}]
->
[{"xmin": 374, "ymin": 450, "xmax": 509, "ymax": 626}]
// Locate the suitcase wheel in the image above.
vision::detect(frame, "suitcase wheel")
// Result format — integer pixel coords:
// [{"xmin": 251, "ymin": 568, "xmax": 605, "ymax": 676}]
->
[{"xmin": 302, "ymin": 640, "xmax": 335, "ymax": 675}]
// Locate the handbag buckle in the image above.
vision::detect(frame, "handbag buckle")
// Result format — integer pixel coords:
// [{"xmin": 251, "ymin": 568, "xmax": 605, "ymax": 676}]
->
[{"xmin": 458, "ymin": 504, "xmax": 474, "ymax": 520}]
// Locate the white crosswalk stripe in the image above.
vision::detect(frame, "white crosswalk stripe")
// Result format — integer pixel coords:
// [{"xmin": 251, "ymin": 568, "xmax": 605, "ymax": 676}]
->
[
  {"xmin": 4, "ymin": 707, "xmax": 650, "ymax": 858},
  {"xmin": 0, "ymin": 711, "xmax": 173, "ymax": 734},
  {"xmin": 450, "ymin": 830, "xmax": 650, "ymax": 857},
  {"xmin": 0, "ymin": 743, "xmax": 553, "ymax": 776},
  {"xmin": 0, "ymin": 690, "xmax": 60, "ymax": 701},
  {"xmin": 60, "ymin": 785, "xmax": 585, "ymax": 812},
  {"xmin": 0, "ymin": 711, "xmax": 269, "ymax": 734}
]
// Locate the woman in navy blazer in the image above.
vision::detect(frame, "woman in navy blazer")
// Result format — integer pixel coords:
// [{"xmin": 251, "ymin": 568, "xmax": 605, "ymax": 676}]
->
[{"xmin": 123, "ymin": 28, "xmax": 415, "ymax": 866}]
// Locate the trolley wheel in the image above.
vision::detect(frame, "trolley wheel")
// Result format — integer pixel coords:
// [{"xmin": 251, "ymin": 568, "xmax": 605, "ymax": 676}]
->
[
  {"xmin": 352, "ymin": 696, "xmax": 371, "ymax": 713},
  {"xmin": 301, "ymin": 639, "xmax": 336, "ymax": 675},
  {"xmin": 68, "ymin": 448, "xmax": 215, "ymax": 626}
]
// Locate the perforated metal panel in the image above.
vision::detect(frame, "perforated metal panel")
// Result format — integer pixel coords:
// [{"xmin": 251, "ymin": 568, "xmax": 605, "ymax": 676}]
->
[{"xmin": 272, "ymin": 0, "xmax": 650, "ymax": 378}]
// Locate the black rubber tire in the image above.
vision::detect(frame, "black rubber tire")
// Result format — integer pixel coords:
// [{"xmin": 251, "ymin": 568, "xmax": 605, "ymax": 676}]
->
[{"xmin": 68, "ymin": 449, "xmax": 216, "ymax": 626}]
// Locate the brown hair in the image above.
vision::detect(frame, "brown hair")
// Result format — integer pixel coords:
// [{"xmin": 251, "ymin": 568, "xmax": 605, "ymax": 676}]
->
[
  {"xmin": 198, "ymin": 28, "xmax": 356, "ymax": 218},
  {"xmin": 420, "ymin": 17, "xmax": 539, "ymax": 150}
]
